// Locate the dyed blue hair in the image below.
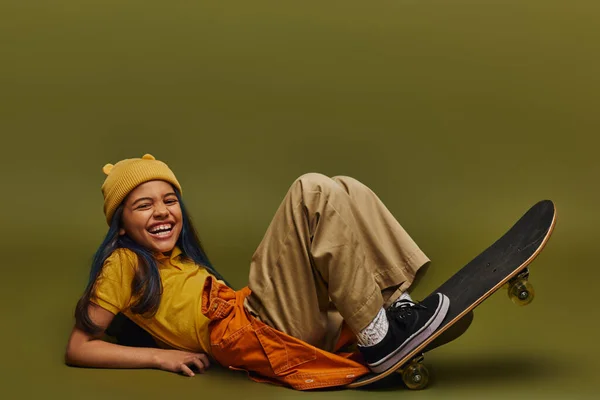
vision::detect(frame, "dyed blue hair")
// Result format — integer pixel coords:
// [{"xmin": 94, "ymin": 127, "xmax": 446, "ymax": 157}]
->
[{"xmin": 75, "ymin": 189, "xmax": 227, "ymax": 334}]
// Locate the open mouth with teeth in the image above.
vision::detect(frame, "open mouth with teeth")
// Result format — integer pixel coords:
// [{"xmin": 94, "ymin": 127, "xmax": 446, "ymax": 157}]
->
[{"xmin": 147, "ymin": 223, "xmax": 174, "ymax": 237}]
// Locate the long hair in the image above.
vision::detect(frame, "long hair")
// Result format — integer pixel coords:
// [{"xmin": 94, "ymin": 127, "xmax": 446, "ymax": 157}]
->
[{"xmin": 75, "ymin": 189, "xmax": 227, "ymax": 334}]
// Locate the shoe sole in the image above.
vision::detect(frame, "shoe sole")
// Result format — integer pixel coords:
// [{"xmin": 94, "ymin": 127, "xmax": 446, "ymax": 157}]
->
[{"xmin": 368, "ymin": 293, "xmax": 450, "ymax": 374}]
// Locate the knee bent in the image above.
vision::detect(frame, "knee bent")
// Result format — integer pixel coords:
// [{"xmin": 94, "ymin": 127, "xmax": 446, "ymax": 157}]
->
[{"xmin": 294, "ymin": 172, "xmax": 337, "ymax": 193}]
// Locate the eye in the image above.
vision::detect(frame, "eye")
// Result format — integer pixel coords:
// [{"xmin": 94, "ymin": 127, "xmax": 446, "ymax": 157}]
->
[
  {"xmin": 165, "ymin": 198, "xmax": 178, "ymax": 205},
  {"xmin": 136, "ymin": 203, "xmax": 151, "ymax": 210}
]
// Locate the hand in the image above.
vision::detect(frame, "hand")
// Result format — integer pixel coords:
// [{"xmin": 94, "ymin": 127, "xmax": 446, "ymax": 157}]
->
[{"xmin": 155, "ymin": 349, "xmax": 211, "ymax": 377}]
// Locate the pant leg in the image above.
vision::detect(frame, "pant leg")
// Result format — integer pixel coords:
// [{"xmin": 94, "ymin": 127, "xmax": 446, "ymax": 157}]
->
[
  {"xmin": 245, "ymin": 173, "xmax": 430, "ymax": 352},
  {"xmin": 331, "ymin": 175, "xmax": 430, "ymax": 305}
]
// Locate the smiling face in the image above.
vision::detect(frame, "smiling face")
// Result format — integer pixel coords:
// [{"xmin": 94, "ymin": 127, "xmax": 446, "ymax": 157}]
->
[{"xmin": 119, "ymin": 180, "xmax": 183, "ymax": 254}]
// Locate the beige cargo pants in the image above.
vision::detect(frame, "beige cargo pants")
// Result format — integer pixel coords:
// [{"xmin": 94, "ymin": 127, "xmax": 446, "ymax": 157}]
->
[{"xmin": 244, "ymin": 173, "xmax": 430, "ymax": 352}]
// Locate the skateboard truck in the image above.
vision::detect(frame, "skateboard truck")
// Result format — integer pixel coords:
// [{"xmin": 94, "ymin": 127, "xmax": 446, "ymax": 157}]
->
[{"xmin": 505, "ymin": 267, "xmax": 535, "ymax": 306}]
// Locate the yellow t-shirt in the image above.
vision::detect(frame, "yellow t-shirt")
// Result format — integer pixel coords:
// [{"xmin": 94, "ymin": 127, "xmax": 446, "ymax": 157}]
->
[{"xmin": 90, "ymin": 247, "xmax": 214, "ymax": 354}]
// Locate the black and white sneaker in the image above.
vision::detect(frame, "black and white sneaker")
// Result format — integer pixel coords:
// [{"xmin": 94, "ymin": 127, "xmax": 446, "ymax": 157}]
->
[{"xmin": 358, "ymin": 293, "xmax": 450, "ymax": 374}]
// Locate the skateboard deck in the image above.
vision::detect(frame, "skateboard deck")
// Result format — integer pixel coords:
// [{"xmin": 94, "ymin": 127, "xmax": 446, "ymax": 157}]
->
[{"xmin": 347, "ymin": 200, "xmax": 556, "ymax": 389}]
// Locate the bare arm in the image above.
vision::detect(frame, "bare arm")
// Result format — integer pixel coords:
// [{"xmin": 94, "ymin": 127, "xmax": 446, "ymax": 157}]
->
[{"xmin": 65, "ymin": 303, "xmax": 210, "ymax": 376}]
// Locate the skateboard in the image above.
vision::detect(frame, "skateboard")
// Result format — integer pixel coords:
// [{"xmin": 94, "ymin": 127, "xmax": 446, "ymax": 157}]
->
[{"xmin": 347, "ymin": 200, "xmax": 556, "ymax": 389}]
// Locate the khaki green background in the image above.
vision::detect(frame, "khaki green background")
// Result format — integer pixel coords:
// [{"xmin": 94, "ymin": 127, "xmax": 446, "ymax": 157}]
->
[{"xmin": 1, "ymin": 0, "xmax": 598, "ymax": 399}]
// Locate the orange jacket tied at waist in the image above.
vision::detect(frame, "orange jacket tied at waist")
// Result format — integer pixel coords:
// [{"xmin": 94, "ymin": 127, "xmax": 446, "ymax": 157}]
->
[{"xmin": 201, "ymin": 276, "xmax": 370, "ymax": 390}]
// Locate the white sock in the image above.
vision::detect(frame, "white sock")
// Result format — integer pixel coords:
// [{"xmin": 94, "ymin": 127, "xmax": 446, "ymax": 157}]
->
[
  {"xmin": 357, "ymin": 308, "xmax": 389, "ymax": 347},
  {"xmin": 398, "ymin": 291, "xmax": 413, "ymax": 302}
]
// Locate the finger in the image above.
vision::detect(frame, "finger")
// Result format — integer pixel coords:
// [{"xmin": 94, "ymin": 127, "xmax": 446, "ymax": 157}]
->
[
  {"xmin": 180, "ymin": 364, "xmax": 195, "ymax": 377},
  {"xmin": 190, "ymin": 357, "xmax": 206, "ymax": 373},
  {"xmin": 198, "ymin": 354, "xmax": 210, "ymax": 369}
]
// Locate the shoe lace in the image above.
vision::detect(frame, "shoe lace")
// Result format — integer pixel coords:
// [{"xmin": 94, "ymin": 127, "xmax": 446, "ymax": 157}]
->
[{"xmin": 386, "ymin": 299, "xmax": 427, "ymax": 327}]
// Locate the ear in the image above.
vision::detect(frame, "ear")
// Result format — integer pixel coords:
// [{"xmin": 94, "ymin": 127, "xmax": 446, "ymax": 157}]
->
[
  {"xmin": 103, "ymin": 163, "xmax": 114, "ymax": 175},
  {"xmin": 119, "ymin": 228, "xmax": 126, "ymax": 236}
]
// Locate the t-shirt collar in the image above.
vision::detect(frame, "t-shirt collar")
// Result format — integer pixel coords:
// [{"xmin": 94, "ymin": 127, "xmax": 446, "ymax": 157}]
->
[{"xmin": 156, "ymin": 246, "xmax": 183, "ymax": 263}]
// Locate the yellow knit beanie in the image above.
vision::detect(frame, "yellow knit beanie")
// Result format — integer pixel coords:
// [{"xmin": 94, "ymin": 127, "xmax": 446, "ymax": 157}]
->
[{"xmin": 101, "ymin": 154, "xmax": 182, "ymax": 225}]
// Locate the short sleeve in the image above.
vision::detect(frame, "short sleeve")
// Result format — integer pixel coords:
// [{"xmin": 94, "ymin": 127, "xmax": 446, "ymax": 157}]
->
[{"xmin": 90, "ymin": 249, "xmax": 136, "ymax": 315}]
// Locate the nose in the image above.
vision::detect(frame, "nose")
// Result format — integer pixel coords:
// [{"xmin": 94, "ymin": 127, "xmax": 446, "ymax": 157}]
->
[{"xmin": 153, "ymin": 203, "xmax": 169, "ymax": 218}]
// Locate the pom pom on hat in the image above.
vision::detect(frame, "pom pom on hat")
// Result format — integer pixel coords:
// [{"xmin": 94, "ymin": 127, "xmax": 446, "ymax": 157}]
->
[{"xmin": 101, "ymin": 154, "xmax": 181, "ymax": 225}]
